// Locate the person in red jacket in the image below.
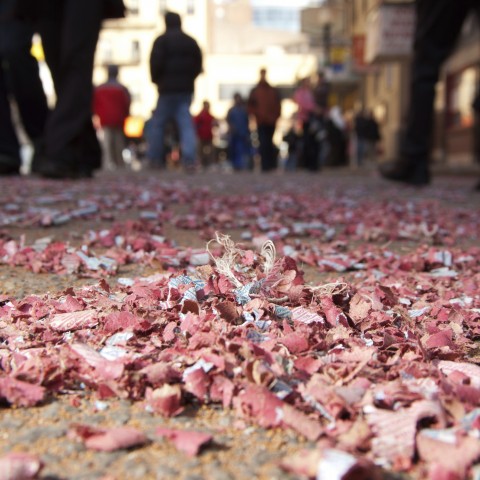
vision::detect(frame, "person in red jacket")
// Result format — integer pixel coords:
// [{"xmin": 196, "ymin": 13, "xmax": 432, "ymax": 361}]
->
[
  {"xmin": 194, "ymin": 100, "xmax": 217, "ymax": 169},
  {"xmin": 93, "ymin": 64, "xmax": 131, "ymax": 170}
]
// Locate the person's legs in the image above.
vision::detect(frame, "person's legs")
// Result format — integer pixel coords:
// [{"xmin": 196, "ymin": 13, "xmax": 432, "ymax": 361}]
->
[
  {"xmin": 101, "ymin": 127, "xmax": 115, "ymax": 171},
  {"xmin": 382, "ymin": 0, "xmax": 471, "ymax": 185},
  {"xmin": 230, "ymin": 135, "xmax": 244, "ymax": 170},
  {"xmin": 0, "ymin": 63, "xmax": 21, "ymax": 173},
  {"xmin": 402, "ymin": 0, "xmax": 470, "ymax": 159},
  {"xmin": 173, "ymin": 94, "xmax": 197, "ymax": 168},
  {"xmin": 2, "ymin": 26, "xmax": 48, "ymax": 145},
  {"xmin": 257, "ymin": 125, "xmax": 276, "ymax": 171},
  {"xmin": 356, "ymin": 137, "xmax": 366, "ymax": 167},
  {"xmin": 36, "ymin": 0, "xmax": 102, "ymax": 177},
  {"xmin": 112, "ymin": 128, "xmax": 125, "ymax": 167},
  {"xmin": 472, "ymin": 2, "xmax": 480, "ymax": 185},
  {"xmin": 146, "ymin": 95, "xmax": 171, "ymax": 167}
]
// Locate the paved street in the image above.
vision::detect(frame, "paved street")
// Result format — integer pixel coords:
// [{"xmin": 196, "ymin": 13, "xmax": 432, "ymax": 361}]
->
[{"xmin": 0, "ymin": 167, "xmax": 479, "ymax": 479}]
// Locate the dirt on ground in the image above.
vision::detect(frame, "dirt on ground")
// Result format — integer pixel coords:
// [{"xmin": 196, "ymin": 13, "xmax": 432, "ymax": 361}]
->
[{"xmin": 0, "ymin": 167, "xmax": 479, "ymax": 480}]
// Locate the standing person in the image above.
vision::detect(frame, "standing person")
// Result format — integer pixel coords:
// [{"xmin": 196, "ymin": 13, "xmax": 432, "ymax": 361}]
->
[
  {"xmin": 194, "ymin": 100, "xmax": 217, "ymax": 170},
  {"xmin": 380, "ymin": 0, "xmax": 480, "ymax": 187},
  {"xmin": 17, "ymin": 0, "xmax": 126, "ymax": 179},
  {"xmin": 293, "ymin": 77, "xmax": 315, "ymax": 129},
  {"xmin": 313, "ymin": 70, "xmax": 330, "ymax": 111},
  {"xmin": 247, "ymin": 68, "xmax": 281, "ymax": 172},
  {"xmin": 282, "ymin": 120, "xmax": 301, "ymax": 171},
  {"xmin": 292, "ymin": 77, "xmax": 316, "ymax": 170},
  {"xmin": 354, "ymin": 109, "xmax": 368, "ymax": 167},
  {"xmin": 93, "ymin": 64, "xmax": 131, "ymax": 171},
  {"xmin": 364, "ymin": 110, "xmax": 381, "ymax": 165},
  {"xmin": 0, "ymin": 0, "xmax": 48, "ymax": 175},
  {"xmin": 311, "ymin": 70, "xmax": 331, "ymax": 169},
  {"xmin": 226, "ymin": 92, "xmax": 250, "ymax": 171},
  {"xmin": 147, "ymin": 11, "xmax": 203, "ymax": 172}
]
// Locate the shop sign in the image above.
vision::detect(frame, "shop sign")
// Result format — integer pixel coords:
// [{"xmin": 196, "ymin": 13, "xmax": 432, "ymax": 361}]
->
[
  {"xmin": 365, "ymin": 3, "xmax": 415, "ymax": 63},
  {"xmin": 352, "ymin": 34, "xmax": 380, "ymax": 73}
]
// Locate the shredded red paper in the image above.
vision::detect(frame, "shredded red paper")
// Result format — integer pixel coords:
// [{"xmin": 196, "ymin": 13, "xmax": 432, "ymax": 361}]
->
[{"xmin": 0, "ymin": 176, "xmax": 479, "ymax": 478}]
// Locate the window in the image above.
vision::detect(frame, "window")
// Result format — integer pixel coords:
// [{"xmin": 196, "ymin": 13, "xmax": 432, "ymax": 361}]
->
[
  {"xmin": 447, "ymin": 66, "xmax": 478, "ymax": 128},
  {"xmin": 159, "ymin": 0, "xmax": 167, "ymax": 14},
  {"xmin": 219, "ymin": 84, "xmax": 253, "ymax": 101},
  {"xmin": 98, "ymin": 38, "xmax": 113, "ymax": 64},
  {"xmin": 131, "ymin": 40, "xmax": 140, "ymax": 63},
  {"xmin": 126, "ymin": 0, "xmax": 139, "ymax": 15}
]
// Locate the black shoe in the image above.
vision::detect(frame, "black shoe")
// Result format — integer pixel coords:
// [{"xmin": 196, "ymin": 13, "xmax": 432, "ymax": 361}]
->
[
  {"xmin": 31, "ymin": 146, "xmax": 93, "ymax": 180},
  {"xmin": 0, "ymin": 154, "xmax": 21, "ymax": 176},
  {"xmin": 379, "ymin": 160, "xmax": 430, "ymax": 186}
]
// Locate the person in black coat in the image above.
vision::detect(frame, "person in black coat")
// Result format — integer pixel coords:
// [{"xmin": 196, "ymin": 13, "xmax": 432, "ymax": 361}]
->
[
  {"xmin": 0, "ymin": 0, "xmax": 48, "ymax": 175},
  {"xmin": 380, "ymin": 0, "xmax": 480, "ymax": 187},
  {"xmin": 146, "ymin": 11, "xmax": 203, "ymax": 170},
  {"xmin": 16, "ymin": 0, "xmax": 125, "ymax": 179}
]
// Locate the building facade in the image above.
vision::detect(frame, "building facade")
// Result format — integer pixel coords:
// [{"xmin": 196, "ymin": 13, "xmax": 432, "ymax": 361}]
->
[{"xmin": 340, "ymin": 0, "xmax": 480, "ymax": 166}]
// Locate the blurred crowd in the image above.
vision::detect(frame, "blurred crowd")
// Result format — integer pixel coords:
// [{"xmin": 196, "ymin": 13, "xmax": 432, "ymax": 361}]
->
[
  {"xmin": 0, "ymin": 0, "xmax": 382, "ymax": 179},
  {"xmin": 95, "ymin": 66, "xmax": 382, "ymax": 176}
]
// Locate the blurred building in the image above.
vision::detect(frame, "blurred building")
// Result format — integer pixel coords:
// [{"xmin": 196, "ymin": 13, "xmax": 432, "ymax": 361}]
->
[
  {"xmin": 442, "ymin": 12, "xmax": 480, "ymax": 166},
  {"xmin": 339, "ymin": 0, "xmax": 480, "ymax": 166},
  {"xmin": 341, "ymin": 0, "xmax": 416, "ymax": 162},
  {"xmin": 300, "ymin": 0, "xmax": 360, "ymax": 112},
  {"xmin": 93, "ymin": 0, "xmax": 319, "ymax": 136}
]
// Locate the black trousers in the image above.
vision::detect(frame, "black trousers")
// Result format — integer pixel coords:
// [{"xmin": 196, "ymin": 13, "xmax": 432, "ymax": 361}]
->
[
  {"xmin": 257, "ymin": 124, "xmax": 277, "ymax": 171},
  {"xmin": 37, "ymin": 0, "xmax": 103, "ymax": 169},
  {"xmin": 0, "ymin": 20, "xmax": 48, "ymax": 162},
  {"xmin": 401, "ymin": 0, "xmax": 480, "ymax": 163}
]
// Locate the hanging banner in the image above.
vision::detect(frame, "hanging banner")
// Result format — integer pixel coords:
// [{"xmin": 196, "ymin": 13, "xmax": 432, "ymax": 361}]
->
[{"xmin": 365, "ymin": 3, "xmax": 415, "ymax": 63}]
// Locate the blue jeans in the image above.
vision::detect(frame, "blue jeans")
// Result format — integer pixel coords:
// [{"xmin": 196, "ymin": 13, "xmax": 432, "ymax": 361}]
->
[
  {"xmin": 147, "ymin": 93, "xmax": 196, "ymax": 167},
  {"xmin": 229, "ymin": 134, "xmax": 250, "ymax": 170}
]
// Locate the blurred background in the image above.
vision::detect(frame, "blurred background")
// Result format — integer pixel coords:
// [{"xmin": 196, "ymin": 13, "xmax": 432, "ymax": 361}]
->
[{"xmin": 29, "ymin": 0, "xmax": 480, "ymax": 169}]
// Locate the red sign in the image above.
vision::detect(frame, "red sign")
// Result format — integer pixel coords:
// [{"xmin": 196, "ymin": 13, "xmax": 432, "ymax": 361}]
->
[
  {"xmin": 352, "ymin": 34, "xmax": 379, "ymax": 74},
  {"xmin": 352, "ymin": 35, "xmax": 366, "ymax": 71}
]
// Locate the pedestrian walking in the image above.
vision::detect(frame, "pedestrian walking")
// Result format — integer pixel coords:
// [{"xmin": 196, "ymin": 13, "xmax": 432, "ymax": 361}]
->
[
  {"xmin": 226, "ymin": 92, "xmax": 250, "ymax": 171},
  {"xmin": 355, "ymin": 109, "xmax": 380, "ymax": 167},
  {"xmin": 282, "ymin": 121, "xmax": 301, "ymax": 171},
  {"xmin": 0, "ymin": 0, "xmax": 48, "ymax": 176},
  {"xmin": 292, "ymin": 77, "xmax": 318, "ymax": 170},
  {"xmin": 93, "ymin": 64, "xmax": 131, "ymax": 171},
  {"xmin": 247, "ymin": 68, "xmax": 281, "ymax": 172},
  {"xmin": 146, "ymin": 11, "xmax": 203, "ymax": 172},
  {"xmin": 363, "ymin": 110, "xmax": 381, "ymax": 165},
  {"xmin": 354, "ymin": 109, "xmax": 368, "ymax": 167},
  {"xmin": 307, "ymin": 70, "xmax": 331, "ymax": 170},
  {"xmin": 17, "ymin": 0, "xmax": 126, "ymax": 179},
  {"xmin": 380, "ymin": 0, "xmax": 480, "ymax": 187},
  {"xmin": 194, "ymin": 100, "xmax": 218, "ymax": 169},
  {"xmin": 313, "ymin": 70, "xmax": 330, "ymax": 111}
]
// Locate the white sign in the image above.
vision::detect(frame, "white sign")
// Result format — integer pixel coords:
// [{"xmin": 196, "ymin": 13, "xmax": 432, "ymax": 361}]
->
[{"xmin": 365, "ymin": 4, "xmax": 415, "ymax": 63}]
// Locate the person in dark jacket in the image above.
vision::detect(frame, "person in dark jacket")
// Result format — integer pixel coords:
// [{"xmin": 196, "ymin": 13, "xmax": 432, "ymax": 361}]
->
[
  {"xmin": 16, "ymin": 0, "xmax": 125, "ymax": 179},
  {"xmin": 147, "ymin": 11, "xmax": 203, "ymax": 170},
  {"xmin": 0, "ymin": 0, "xmax": 48, "ymax": 175},
  {"xmin": 380, "ymin": 0, "xmax": 480, "ymax": 187}
]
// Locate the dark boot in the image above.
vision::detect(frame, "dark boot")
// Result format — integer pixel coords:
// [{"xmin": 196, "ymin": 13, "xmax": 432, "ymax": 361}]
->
[
  {"xmin": 0, "ymin": 153, "xmax": 21, "ymax": 176},
  {"xmin": 379, "ymin": 159, "xmax": 430, "ymax": 186}
]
